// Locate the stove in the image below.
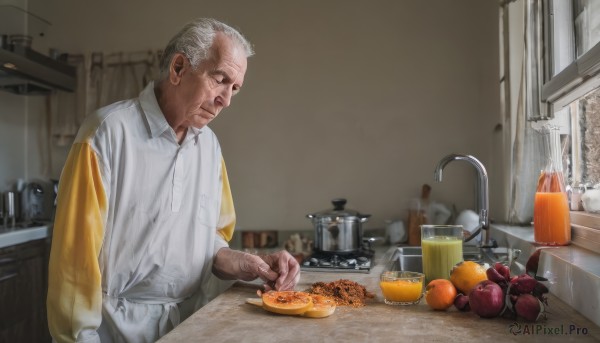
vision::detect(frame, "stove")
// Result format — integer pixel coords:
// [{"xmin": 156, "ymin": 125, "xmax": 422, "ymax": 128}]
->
[{"xmin": 301, "ymin": 250, "xmax": 374, "ymax": 273}]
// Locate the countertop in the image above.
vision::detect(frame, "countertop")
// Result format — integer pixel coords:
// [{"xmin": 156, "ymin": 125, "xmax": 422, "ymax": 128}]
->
[
  {"xmin": 157, "ymin": 247, "xmax": 600, "ymax": 342},
  {"xmin": 0, "ymin": 222, "xmax": 51, "ymax": 249}
]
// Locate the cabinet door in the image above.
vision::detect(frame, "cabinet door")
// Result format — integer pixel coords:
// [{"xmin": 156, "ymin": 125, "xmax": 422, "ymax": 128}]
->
[{"xmin": 0, "ymin": 239, "xmax": 51, "ymax": 343}]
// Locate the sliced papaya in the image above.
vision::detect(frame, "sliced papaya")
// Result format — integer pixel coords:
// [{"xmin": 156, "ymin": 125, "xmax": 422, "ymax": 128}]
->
[
  {"xmin": 302, "ymin": 294, "xmax": 336, "ymax": 318},
  {"xmin": 247, "ymin": 293, "xmax": 336, "ymax": 318},
  {"xmin": 261, "ymin": 291, "xmax": 314, "ymax": 315},
  {"xmin": 245, "ymin": 298, "xmax": 264, "ymax": 307}
]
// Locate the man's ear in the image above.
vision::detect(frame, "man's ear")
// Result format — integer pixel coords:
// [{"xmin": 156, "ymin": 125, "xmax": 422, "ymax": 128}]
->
[{"xmin": 169, "ymin": 54, "xmax": 187, "ymax": 85}]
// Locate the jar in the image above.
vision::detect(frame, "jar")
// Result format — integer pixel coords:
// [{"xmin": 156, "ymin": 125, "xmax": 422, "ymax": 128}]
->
[{"xmin": 533, "ymin": 126, "xmax": 571, "ymax": 245}]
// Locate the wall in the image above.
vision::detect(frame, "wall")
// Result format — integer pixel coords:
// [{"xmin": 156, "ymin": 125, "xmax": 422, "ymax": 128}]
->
[
  {"xmin": 1, "ymin": 0, "xmax": 501, "ymax": 232},
  {"xmin": 0, "ymin": 93, "xmax": 26, "ymax": 188}
]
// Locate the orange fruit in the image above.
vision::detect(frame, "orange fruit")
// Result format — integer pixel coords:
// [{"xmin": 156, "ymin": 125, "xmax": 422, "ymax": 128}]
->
[
  {"xmin": 425, "ymin": 279, "xmax": 457, "ymax": 310},
  {"xmin": 449, "ymin": 261, "xmax": 488, "ymax": 295}
]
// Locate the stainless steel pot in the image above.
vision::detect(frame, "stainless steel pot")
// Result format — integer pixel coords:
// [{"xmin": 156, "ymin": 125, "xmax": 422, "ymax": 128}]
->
[{"xmin": 306, "ymin": 198, "xmax": 370, "ymax": 253}]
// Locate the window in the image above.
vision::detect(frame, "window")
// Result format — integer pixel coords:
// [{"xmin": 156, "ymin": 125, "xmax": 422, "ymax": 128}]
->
[{"xmin": 540, "ymin": 0, "xmax": 600, "ymax": 250}]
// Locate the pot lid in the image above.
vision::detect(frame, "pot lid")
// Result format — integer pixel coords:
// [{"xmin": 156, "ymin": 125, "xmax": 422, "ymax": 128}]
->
[{"xmin": 307, "ymin": 198, "xmax": 370, "ymax": 219}]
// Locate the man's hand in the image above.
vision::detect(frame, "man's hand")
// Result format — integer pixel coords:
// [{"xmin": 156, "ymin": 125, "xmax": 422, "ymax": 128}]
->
[
  {"xmin": 257, "ymin": 250, "xmax": 300, "ymax": 291},
  {"xmin": 213, "ymin": 248, "xmax": 300, "ymax": 291}
]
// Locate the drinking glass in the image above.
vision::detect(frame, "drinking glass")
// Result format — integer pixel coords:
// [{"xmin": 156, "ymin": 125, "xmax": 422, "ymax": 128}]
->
[{"xmin": 421, "ymin": 225, "xmax": 463, "ymax": 283}]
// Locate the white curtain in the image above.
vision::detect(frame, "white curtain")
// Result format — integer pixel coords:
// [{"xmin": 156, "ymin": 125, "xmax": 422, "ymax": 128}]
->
[{"xmin": 502, "ymin": 0, "xmax": 546, "ymax": 224}]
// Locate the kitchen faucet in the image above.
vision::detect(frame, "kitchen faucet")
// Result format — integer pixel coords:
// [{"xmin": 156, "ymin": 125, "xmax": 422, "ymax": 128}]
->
[{"xmin": 434, "ymin": 154, "xmax": 495, "ymax": 248}]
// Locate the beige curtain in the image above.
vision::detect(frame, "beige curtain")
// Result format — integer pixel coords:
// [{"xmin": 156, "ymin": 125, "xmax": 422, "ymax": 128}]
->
[
  {"xmin": 48, "ymin": 50, "xmax": 160, "ymax": 147},
  {"xmin": 38, "ymin": 51, "xmax": 160, "ymax": 178},
  {"xmin": 49, "ymin": 55, "xmax": 87, "ymax": 147}
]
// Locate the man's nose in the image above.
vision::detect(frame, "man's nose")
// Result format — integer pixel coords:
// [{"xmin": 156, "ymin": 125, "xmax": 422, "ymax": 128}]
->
[{"xmin": 218, "ymin": 87, "xmax": 233, "ymax": 108}]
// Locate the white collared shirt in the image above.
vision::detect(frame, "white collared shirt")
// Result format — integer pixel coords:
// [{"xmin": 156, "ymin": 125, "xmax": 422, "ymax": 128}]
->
[{"xmin": 48, "ymin": 82, "xmax": 236, "ymax": 342}]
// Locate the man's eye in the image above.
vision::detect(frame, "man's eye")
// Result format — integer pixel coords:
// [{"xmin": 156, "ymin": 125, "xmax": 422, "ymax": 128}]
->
[{"xmin": 214, "ymin": 77, "xmax": 224, "ymax": 84}]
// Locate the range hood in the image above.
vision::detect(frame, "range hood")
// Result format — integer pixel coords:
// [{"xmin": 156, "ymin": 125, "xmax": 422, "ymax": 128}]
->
[{"xmin": 0, "ymin": 44, "xmax": 76, "ymax": 95}]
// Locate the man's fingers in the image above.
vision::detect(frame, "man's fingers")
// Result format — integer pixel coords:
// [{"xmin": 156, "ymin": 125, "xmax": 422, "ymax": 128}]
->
[
  {"xmin": 257, "ymin": 264, "xmax": 278, "ymax": 283},
  {"xmin": 274, "ymin": 256, "xmax": 301, "ymax": 290}
]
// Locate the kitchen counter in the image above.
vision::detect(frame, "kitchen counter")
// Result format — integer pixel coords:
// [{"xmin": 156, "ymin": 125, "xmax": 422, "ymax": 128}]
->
[
  {"xmin": 157, "ymin": 247, "xmax": 600, "ymax": 342},
  {"xmin": 0, "ymin": 222, "xmax": 51, "ymax": 249}
]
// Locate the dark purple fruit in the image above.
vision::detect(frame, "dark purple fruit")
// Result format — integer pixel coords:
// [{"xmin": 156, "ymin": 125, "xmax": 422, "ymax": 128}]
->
[
  {"xmin": 515, "ymin": 293, "xmax": 545, "ymax": 322},
  {"xmin": 454, "ymin": 294, "xmax": 470, "ymax": 312},
  {"xmin": 510, "ymin": 274, "xmax": 538, "ymax": 294}
]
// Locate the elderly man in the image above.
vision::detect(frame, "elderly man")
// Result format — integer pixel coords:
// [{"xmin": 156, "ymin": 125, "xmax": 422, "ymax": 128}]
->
[{"xmin": 47, "ymin": 18, "xmax": 300, "ymax": 343}]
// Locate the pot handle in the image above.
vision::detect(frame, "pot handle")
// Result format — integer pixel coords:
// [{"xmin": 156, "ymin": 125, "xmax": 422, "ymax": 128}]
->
[{"xmin": 359, "ymin": 214, "xmax": 371, "ymax": 223}]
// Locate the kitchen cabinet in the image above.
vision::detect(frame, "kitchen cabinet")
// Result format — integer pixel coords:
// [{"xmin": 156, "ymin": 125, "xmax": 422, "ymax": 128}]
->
[{"xmin": 0, "ymin": 238, "xmax": 51, "ymax": 343}]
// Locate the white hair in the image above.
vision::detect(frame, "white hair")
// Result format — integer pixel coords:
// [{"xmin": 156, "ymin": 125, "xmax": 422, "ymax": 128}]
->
[{"xmin": 158, "ymin": 18, "xmax": 254, "ymax": 78}]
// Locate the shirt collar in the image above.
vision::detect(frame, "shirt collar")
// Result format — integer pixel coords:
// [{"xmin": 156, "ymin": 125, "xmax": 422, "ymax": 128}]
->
[
  {"xmin": 139, "ymin": 81, "xmax": 170, "ymax": 138},
  {"xmin": 139, "ymin": 82, "xmax": 204, "ymax": 142}
]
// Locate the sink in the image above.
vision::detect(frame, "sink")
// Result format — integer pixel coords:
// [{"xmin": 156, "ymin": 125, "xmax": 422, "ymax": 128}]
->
[{"xmin": 386, "ymin": 245, "xmax": 523, "ymax": 274}]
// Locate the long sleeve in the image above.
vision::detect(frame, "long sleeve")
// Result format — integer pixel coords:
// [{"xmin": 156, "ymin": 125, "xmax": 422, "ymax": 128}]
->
[
  {"xmin": 215, "ymin": 158, "xmax": 236, "ymax": 250},
  {"xmin": 47, "ymin": 142, "xmax": 108, "ymax": 343}
]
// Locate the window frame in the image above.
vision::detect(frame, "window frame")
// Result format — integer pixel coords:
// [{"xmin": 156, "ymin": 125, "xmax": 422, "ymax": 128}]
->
[{"xmin": 541, "ymin": 0, "xmax": 600, "ymax": 251}]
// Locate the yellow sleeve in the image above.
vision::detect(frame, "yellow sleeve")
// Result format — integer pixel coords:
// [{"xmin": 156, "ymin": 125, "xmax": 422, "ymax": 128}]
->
[
  {"xmin": 47, "ymin": 142, "xmax": 107, "ymax": 343},
  {"xmin": 216, "ymin": 158, "xmax": 236, "ymax": 242}
]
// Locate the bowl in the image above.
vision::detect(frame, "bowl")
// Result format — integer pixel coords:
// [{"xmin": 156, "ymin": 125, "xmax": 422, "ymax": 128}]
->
[{"xmin": 379, "ymin": 271, "xmax": 425, "ymax": 305}]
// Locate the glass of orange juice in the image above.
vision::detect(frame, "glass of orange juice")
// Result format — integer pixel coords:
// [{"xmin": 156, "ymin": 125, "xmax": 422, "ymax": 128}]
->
[
  {"xmin": 421, "ymin": 225, "xmax": 464, "ymax": 284},
  {"xmin": 379, "ymin": 271, "xmax": 425, "ymax": 305}
]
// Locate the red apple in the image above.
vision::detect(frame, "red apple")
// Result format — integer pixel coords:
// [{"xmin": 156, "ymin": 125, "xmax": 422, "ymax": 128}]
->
[{"xmin": 469, "ymin": 280, "xmax": 505, "ymax": 318}]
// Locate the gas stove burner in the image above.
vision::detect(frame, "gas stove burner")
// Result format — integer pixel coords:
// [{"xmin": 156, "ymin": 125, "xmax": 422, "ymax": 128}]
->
[{"xmin": 301, "ymin": 252, "xmax": 373, "ymax": 273}]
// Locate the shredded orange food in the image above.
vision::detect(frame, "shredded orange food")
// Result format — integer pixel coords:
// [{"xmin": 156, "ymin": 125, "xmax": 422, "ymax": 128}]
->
[{"xmin": 307, "ymin": 279, "xmax": 374, "ymax": 307}]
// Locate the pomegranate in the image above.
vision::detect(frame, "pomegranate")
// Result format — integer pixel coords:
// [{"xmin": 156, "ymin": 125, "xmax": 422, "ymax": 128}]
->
[
  {"xmin": 469, "ymin": 280, "xmax": 505, "ymax": 318},
  {"xmin": 515, "ymin": 293, "xmax": 545, "ymax": 322},
  {"xmin": 532, "ymin": 281, "xmax": 549, "ymax": 299},
  {"xmin": 486, "ymin": 267, "xmax": 506, "ymax": 284},
  {"xmin": 526, "ymin": 249, "xmax": 541, "ymax": 276},
  {"xmin": 493, "ymin": 262, "xmax": 511, "ymax": 281},
  {"xmin": 510, "ymin": 274, "xmax": 538, "ymax": 294}
]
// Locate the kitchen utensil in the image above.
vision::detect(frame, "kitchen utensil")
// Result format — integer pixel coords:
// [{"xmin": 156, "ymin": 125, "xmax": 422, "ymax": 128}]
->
[
  {"xmin": 455, "ymin": 209, "xmax": 480, "ymax": 245},
  {"xmin": 0, "ymin": 193, "xmax": 4, "ymax": 227},
  {"xmin": 407, "ymin": 184, "xmax": 430, "ymax": 246},
  {"xmin": 9, "ymin": 34, "xmax": 32, "ymax": 48},
  {"xmin": 4, "ymin": 191, "xmax": 16, "ymax": 229},
  {"xmin": 426, "ymin": 202, "xmax": 451, "ymax": 225},
  {"xmin": 21, "ymin": 179, "xmax": 55, "ymax": 222},
  {"xmin": 306, "ymin": 198, "xmax": 370, "ymax": 253},
  {"xmin": 421, "ymin": 225, "xmax": 463, "ymax": 283},
  {"xmin": 385, "ymin": 219, "xmax": 407, "ymax": 244},
  {"xmin": 581, "ymin": 189, "xmax": 600, "ymax": 213},
  {"xmin": 24, "ymin": 182, "xmax": 44, "ymax": 222}
]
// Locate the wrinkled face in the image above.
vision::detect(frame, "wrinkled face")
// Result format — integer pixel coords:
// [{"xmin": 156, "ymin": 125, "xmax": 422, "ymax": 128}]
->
[{"xmin": 169, "ymin": 33, "xmax": 247, "ymax": 129}]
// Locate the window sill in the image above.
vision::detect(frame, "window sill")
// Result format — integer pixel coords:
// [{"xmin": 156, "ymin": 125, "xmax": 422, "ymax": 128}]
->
[
  {"xmin": 571, "ymin": 211, "xmax": 600, "ymax": 253},
  {"xmin": 491, "ymin": 224, "xmax": 600, "ymax": 327}
]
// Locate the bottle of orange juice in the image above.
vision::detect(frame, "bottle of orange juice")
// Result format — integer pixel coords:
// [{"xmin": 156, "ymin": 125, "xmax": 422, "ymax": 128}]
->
[{"xmin": 533, "ymin": 126, "xmax": 570, "ymax": 245}]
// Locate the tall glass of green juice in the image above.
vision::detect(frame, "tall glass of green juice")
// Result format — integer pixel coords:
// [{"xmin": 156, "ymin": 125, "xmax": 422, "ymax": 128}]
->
[{"xmin": 421, "ymin": 225, "xmax": 464, "ymax": 283}]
